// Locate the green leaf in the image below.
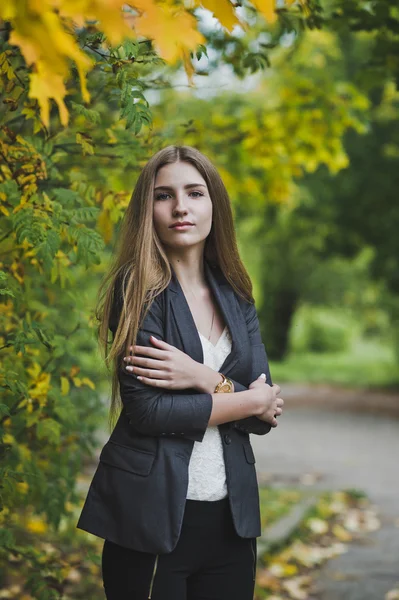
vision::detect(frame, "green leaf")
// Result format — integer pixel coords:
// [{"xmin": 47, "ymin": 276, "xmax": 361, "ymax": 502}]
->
[
  {"xmin": 70, "ymin": 101, "xmax": 101, "ymax": 124},
  {"xmin": 36, "ymin": 419, "xmax": 61, "ymax": 445},
  {"xmin": 53, "ymin": 188, "xmax": 84, "ymax": 207},
  {"xmin": 36, "ymin": 229, "xmax": 61, "ymax": 271},
  {"xmin": 0, "ymin": 527, "xmax": 16, "ymax": 548},
  {"xmin": 66, "ymin": 206, "xmax": 100, "ymax": 224},
  {"xmin": 0, "ymin": 271, "xmax": 15, "ymax": 298},
  {"xmin": 0, "ymin": 404, "xmax": 10, "ymax": 417},
  {"xmin": 53, "ymin": 396, "xmax": 77, "ymax": 425}
]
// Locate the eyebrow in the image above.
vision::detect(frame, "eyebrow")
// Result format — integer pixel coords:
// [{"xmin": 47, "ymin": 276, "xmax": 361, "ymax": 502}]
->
[{"xmin": 154, "ymin": 183, "xmax": 207, "ymax": 191}]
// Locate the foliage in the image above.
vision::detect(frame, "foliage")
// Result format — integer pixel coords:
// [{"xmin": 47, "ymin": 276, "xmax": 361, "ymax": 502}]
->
[
  {"xmin": 326, "ymin": 0, "xmax": 399, "ymax": 89},
  {"xmin": 290, "ymin": 306, "xmax": 355, "ymax": 354},
  {"xmin": 270, "ymin": 337, "xmax": 398, "ymax": 387},
  {"xmin": 0, "ymin": 0, "xmax": 311, "ymax": 126}
]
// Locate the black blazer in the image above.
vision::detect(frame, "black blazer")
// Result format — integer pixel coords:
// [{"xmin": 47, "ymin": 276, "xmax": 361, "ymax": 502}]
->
[{"xmin": 76, "ymin": 259, "xmax": 273, "ymax": 553}]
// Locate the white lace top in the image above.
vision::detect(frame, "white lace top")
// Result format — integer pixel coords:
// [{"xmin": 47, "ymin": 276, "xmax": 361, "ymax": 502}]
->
[{"xmin": 186, "ymin": 325, "xmax": 232, "ymax": 501}]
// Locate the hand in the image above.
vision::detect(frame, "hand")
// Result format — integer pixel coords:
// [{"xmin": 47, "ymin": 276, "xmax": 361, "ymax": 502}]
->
[
  {"xmin": 122, "ymin": 335, "xmax": 198, "ymax": 390},
  {"xmin": 248, "ymin": 375, "xmax": 284, "ymax": 428}
]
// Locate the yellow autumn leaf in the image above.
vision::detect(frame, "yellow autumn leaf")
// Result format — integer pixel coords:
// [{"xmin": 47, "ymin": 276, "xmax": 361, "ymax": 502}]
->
[
  {"xmin": 16, "ymin": 482, "xmax": 29, "ymax": 494},
  {"xmin": 97, "ymin": 209, "xmax": 114, "ymax": 244},
  {"xmin": 29, "ymin": 64, "xmax": 69, "ymax": 127},
  {"xmin": 332, "ymin": 523, "xmax": 352, "ymax": 541},
  {"xmin": 200, "ymin": 0, "xmax": 242, "ymax": 33},
  {"xmin": 58, "ymin": 1, "xmax": 132, "ymax": 47},
  {"xmin": 26, "ymin": 361, "xmax": 42, "ymax": 380},
  {"xmin": 61, "ymin": 376, "xmax": 70, "ymax": 396},
  {"xmin": 3, "ymin": 433, "xmax": 15, "ymax": 445},
  {"xmin": 252, "ymin": 0, "xmax": 278, "ymax": 24},
  {"xmin": 26, "ymin": 515, "xmax": 48, "ymax": 534},
  {"xmin": 132, "ymin": 0, "xmax": 205, "ymax": 63},
  {"xmin": 81, "ymin": 376, "xmax": 95, "ymax": 390},
  {"xmin": 269, "ymin": 561, "xmax": 298, "ymax": 577},
  {"xmin": 29, "ymin": 371, "xmax": 51, "ymax": 402}
]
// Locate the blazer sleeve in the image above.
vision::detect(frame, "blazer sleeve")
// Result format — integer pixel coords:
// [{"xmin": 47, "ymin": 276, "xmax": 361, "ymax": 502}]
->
[
  {"xmin": 110, "ymin": 286, "xmax": 213, "ymax": 443},
  {"xmin": 228, "ymin": 299, "xmax": 273, "ymax": 436}
]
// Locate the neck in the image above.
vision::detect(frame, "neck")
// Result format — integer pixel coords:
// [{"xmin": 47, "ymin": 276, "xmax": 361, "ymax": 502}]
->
[{"xmin": 169, "ymin": 254, "xmax": 208, "ymax": 292}]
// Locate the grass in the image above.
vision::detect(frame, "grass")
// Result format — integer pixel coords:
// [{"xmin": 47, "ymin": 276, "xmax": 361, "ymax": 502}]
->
[
  {"xmin": 258, "ymin": 486, "xmax": 304, "ymax": 530},
  {"xmin": 269, "ymin": 338, "xmax": 399, "ymax": 388}
]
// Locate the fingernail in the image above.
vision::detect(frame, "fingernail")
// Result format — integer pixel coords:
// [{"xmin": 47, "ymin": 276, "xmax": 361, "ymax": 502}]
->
[
  {"xmin": 260, "ymin": 373, "xmax": 266, "ymax": 379},
  {"xmin": 126, "ymin": 366, "xmax": 133, "ymax": 372}
]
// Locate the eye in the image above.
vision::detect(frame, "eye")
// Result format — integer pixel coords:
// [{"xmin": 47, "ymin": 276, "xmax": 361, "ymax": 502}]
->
[
  {"xmin": 155, "ymin": 192, "xmax": 170, "ymax": 201},
  {"xmin": 154, "ymin": 191, "xmax": 204, "ymax": 200}
]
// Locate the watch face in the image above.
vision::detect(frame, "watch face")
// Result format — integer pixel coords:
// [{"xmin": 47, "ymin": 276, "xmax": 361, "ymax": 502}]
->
[{"xmin": 220, "ymin": 383, "xmax": 232, "ymax": 393}]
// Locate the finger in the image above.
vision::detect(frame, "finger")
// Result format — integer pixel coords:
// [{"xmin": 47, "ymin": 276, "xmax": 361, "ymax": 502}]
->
[
  {"xmin": 272, "ymin": 384, "xmax": 281, "ymax": 395},
  {"xmin": 125, "ymin": 355, "xmax": 167, "ymax": 371},
  {"xmin": 270, "ymin": 417, "xmax": 278, "ymax": 427},
  {"xmin": 130, "ymin": 345, "xmax": 168, "ymax": 360},
  {"xmin": 128, "ymin": 374, "xmax": 171, "ymax": 388},
  {"xmin": 274, "ymin": 407, "xmax": 283, "ymax": 416},
  {"xmin": 276, "ymin": 397, "xmax": 284, "ymax": 407},
  {"xmin": 125, "ymin": 365, "xmax": 167, "ymax": 380},
  {"xmin": 149, "ymin": 335, "xmax": 171, "ymax": 347}
]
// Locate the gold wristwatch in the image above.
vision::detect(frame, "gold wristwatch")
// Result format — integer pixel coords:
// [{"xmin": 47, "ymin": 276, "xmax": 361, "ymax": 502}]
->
[{"xmin": 214, "ymin": 373, "xmax": 234, "ymax": 393}]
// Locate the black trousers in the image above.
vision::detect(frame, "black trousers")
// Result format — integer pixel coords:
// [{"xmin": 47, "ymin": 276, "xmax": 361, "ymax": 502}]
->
[{"xmin": 101, "ymin": 497, "xmax": 257, "ymax": 600}]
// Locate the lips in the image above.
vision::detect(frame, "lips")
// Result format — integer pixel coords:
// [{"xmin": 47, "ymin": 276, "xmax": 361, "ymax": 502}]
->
[{"xmin": 170, "ymin": 222, "xmax": 193, "ymax": 228}]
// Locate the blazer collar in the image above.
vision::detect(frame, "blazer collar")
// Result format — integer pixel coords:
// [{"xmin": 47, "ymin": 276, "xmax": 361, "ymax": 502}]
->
[{"xmin": 168, "ymin": 259, "xmax": 244, "ymax": 375}]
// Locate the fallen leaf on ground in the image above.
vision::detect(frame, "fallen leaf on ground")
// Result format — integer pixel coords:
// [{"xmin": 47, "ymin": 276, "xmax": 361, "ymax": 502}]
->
[
  {"xmin": 256, "ymin": 567, "xmax": 281, "ymax": 591},
  {"xmin": 269, "ymin": 561, "xmax": 298, "ymax": 577},
  {"xmin": 332, "ymin": 523, "xmax": 353, "ymax": 541},
  {"xmin": 282, "ymin": 575, "xmax": 312, "ymax": 599},
  {"xmin": 343, "ymin": 508, "xmax": 380, "ymax": 532},
  {"xmin": 307, "ymin": 518, "xmax": 329, "ymax": 534}
]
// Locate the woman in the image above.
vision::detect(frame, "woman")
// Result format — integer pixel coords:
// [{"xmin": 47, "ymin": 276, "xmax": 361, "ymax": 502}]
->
[{"xmin": 77, "ymin": 145, "xmax": 284, "ymax": 600}]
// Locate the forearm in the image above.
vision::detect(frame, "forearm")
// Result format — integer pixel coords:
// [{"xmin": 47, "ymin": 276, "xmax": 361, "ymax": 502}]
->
[
  {"xmin": 193, "ymin": 362, "xmax": 225, "ymax": 393},
  {"xmin": 208, "ymin": 389, "xmax": 259, "ymax": 426},
  {"xmin": 119, "ymin": 365, "xmax": 212, "ymax": 441},
  {"xmin": 192, "ymin": 363, "xmax": 270, "ymax": 433}
]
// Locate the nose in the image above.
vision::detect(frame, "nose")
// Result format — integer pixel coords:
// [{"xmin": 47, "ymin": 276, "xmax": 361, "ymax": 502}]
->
[{"xmin": 172, "ymin": 192, "xmax": 188, "ymax": 214}]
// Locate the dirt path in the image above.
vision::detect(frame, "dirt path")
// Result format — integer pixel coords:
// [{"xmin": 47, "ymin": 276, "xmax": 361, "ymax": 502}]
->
[{"xmin": 251, "ymin": 385, "xmax": 399, "ymax": 599}]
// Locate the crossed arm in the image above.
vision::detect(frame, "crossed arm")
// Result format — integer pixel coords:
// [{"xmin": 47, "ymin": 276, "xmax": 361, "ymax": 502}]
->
[
  {"xmin": 229, "ymin": 299, "xmax": 272, "ymax": 435},
  {"xmin": 110, "ymin": 291, "xmax": 272, "ymax": 441}
]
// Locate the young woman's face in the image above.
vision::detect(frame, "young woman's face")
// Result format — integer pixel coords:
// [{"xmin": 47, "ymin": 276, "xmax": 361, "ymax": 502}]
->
[{"xmin": 153, "ymin": 161, "xmax": 213, "ymax": 251}]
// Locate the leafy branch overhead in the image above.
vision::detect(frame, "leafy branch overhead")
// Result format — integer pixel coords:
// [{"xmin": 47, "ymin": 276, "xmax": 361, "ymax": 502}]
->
[{"xmin": 0, "ymin": 0, "xmax": 309, "ymax": 127}]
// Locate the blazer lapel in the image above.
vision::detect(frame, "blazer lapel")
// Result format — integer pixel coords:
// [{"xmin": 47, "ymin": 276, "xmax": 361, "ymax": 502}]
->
[{"xmin": 168, "ymin": 259, "xmax": 244, "ymax": 375}]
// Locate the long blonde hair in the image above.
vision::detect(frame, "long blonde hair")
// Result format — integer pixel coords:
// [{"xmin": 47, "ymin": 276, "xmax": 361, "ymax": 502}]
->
[{"xmin": 97, "ymin": 145, "xmax": 255, "ymax": 432}]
